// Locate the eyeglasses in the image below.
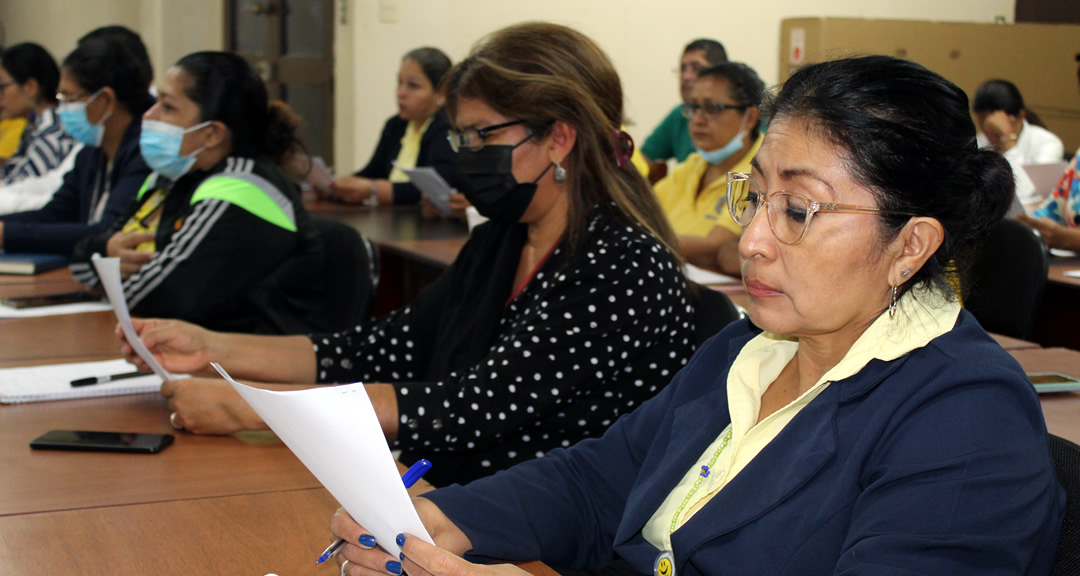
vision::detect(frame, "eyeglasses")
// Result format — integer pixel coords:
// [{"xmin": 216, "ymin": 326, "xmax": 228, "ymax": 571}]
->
[
  {"xmin": 447, "ymin": 120, "xmax": 526, "ymax": 152},
  {"xmin": 726, "ymin": 172, "xmax": 915, "ymax": 245},
  {"xmin": 681, "ymin": 102, "xmax": 748, "ymax": 120},
  {"xmin": 56, "ymin": 91, "xmax": 94, "ymax": 104}
]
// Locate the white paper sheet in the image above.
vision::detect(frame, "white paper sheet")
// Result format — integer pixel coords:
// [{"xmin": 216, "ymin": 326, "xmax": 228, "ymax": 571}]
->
[
  {"xmin": 307, "ymin": 156, "xmax": 334, "ymax": 196},
  {"xmin": 396, "ymin": 163, "xmax": 453, "ymax": 215},
  {"xmin": 214, "ymin": 364, "xmax": 432, "ymax": 557},
  {"xmin": 1064, "ymin": 270, "xmax": 1080, "ymax": 278},
  {"xmin": 684, "ymin": 263, "xmax": 739, "ymax": 285},
  {"xmin": 91, "ymin": 254, "xmax": 177, "ymax": 381},
  {"xmin": 0, "ymin": 300, "xmax": 111, "ymax": 318}
]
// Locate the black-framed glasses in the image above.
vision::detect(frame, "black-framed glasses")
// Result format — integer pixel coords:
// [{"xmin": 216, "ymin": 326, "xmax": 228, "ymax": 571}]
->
[
  {"xmin": 447, "ymin": 120, "xmax": 526, "ymax": 152},
  {"xmin": 681, "ymin": 102, "xmax": 748, "ymax": 120},
  {"xmin": 726, "ymin": 172, "xmax": 916, "ymax": 245}
]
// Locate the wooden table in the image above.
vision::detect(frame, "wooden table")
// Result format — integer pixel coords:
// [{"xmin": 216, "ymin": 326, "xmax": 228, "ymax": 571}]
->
[
  {"xmin": 0, "ymin": 310, "xmax": 117, "ymax": 365},
  {"xmin": 0, "ymin": 485, "xmax": 559, "ymax": 576},
  {"xmin": 1034, "ymin": 257, "xmax": 1080, "ymax": 350},
  {"xmin": 0, "ymin": 394, "xmax": 319, "ymax": 516},
  {"xmin": 1010, "ymin": 347, "xmax": 1080, "ymax": 445}
]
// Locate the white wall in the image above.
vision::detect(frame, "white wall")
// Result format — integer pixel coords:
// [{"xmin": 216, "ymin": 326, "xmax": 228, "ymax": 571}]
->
[
  {"xmin": 337, "ymin": 0, "xmax": 1015, "ymax": 171},
  {"xmin": 0, "ymin": 0, "xmax": 1014, "ymax": 170},
  {"xmin": 0, "ymin": 0, "xmax": 224, "ymax": 88}
]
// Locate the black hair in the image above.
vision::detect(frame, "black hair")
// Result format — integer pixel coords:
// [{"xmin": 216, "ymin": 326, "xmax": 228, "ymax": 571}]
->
[
  {"xmin": 683, "ymin": 39, "xmax": 728, "ymax": 66},
  {"xmin": 62, "ymin": 37, "xmax": 153, "ymax": 116},
  {"xmin": 972, "ymin": 79, "xmax": 1024, "ymax": 116},
  {"xmin": 78, "ymin": 25, "xmax": 153, "ymax": 88},
  {"xmin": 0, "ymin": 43, "xmax": 60, "ymax": 105},
  {"xmin": 174, "ymin": 51, "xmax": 302, "ymax": 165},
  {"xmin": 972, "ymin": 78, "xmax": 1047, "ymax": 128},
  {"xmin": 697, "ymin": 62, "xmax": 765, "ymax": 131},
  {"xmin": 402, "ymin": 47, "xmax": 452, "ymax": 89},
  {"xmin": 762, "ymin": 55, "xmax": 1014, "ymax": 300}
]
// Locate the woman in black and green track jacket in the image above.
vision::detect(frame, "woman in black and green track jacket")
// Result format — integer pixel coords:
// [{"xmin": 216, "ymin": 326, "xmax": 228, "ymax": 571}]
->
[{"xmin": 71, "ymin": 52, "xmax": 326, "ymax": 335}]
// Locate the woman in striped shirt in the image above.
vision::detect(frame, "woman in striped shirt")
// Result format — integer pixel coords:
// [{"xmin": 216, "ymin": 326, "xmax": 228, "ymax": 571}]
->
[{"xmin": 0, "ymin": 43, "xmax": 76, "ymax": 191}]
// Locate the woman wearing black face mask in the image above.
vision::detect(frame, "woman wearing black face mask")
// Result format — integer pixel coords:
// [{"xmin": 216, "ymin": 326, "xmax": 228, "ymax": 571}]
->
[{"xmin": 118, "ymin": 22, "xmax": 698, "ymax": 488}]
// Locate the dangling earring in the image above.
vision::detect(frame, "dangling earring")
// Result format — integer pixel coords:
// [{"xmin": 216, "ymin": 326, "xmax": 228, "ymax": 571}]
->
[
  {"xmin": 553, "ymin": 162, "xmax": 567, "ymax": 183},
  {"xmin": 888, "ymin": 280, "xmax": 899, "ymax": 320},
  {"xmin": 901, "ymin": 267, "xmax": 914, "ymax": 279}
]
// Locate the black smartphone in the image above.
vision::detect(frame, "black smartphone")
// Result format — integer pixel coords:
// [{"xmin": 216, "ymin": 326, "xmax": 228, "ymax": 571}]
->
[
  {"xmin": 29, "ymin": 430, "xmax": 174, "ymax": 454},
  {"xmin": 2, "ymin": 290, "xmax": 98, "ymax": 309}
]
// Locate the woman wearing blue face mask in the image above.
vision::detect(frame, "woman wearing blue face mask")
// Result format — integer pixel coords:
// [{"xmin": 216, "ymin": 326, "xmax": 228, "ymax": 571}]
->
[
  {"xmin": 70, "ymin": 51, "xmax": 325, "ymax": 335},
  {"xmin": 653, "ymin": 62, "xmax": 764, "ymax": 277},
  {"xmin": 0, "ymin": 36, "xmax": 152, "ymax": 255}
]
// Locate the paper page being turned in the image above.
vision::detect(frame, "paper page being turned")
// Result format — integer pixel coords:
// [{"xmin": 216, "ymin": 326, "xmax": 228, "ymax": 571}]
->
[
  {"xmin": 90, "ymin": 254, "xmax": 177, "ymax": 381},
  {"xmin": 212, "ymin": 363, "xmax": 432, "ymax": 558}
]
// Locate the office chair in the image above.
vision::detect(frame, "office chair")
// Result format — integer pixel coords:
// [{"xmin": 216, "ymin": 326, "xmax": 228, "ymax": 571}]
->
[
  {"xmin": 1050, "ymin": 434, "xmax": 1080, "ymax": 575},
  {"xmin": 964, "ymin": 218, "xmax": 1048, "ymax": 341},
  {"xmin": 690, "ymin": 282, "xmax": 741, "ymax": 347},
  {"xmin": 309, "ymin": 218, "xmax": 379, "ymax": 332}
]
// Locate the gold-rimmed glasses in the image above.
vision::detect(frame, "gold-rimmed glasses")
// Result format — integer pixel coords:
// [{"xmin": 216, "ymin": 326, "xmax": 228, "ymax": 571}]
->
[{"xmin": 725, "ymin": 172, "xmax": 915, "ymax": 245}]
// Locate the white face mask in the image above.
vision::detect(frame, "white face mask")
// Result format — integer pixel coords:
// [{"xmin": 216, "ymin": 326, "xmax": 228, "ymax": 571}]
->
[{"xmin": 696, "ymin": 111, "xmax": 750, "ymax": 165}]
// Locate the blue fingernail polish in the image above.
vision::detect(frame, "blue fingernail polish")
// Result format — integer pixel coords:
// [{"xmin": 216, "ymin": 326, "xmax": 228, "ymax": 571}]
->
[
  {"xmin": 396, "ymin": 534, "xmax": 406, "ymax": 546},
  {"xmin": 399, "ymin": 552, "xmax": 405, "ymax": 561},
  {"xmin": 359, "ymin": 534, "xmax": 376, "ymax": 548},
  {"xmin": 386, "ymin": 560, "xmax": 402, "ymax": 574}
]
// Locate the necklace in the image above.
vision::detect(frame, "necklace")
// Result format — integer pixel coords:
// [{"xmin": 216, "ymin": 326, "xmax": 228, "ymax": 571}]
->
[{"xmin": 668, "ymin": 426, "xmax": 733, "ymax": 534}]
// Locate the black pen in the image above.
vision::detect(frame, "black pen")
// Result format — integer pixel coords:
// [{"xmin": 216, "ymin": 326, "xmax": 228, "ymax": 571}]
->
[{"xmin": 70, "ymin": 371, "xmax": 145, "ymax": 387}]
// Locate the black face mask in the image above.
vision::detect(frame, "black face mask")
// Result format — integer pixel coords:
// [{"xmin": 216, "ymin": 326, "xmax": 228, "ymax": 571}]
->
[{"xmin": 455, "ymin": 136, "xmax": 552, "ymax": 223}]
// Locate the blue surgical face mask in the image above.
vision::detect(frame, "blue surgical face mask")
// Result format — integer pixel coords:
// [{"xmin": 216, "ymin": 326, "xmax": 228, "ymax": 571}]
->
[
  {"xmin": 696, "ymin": 112, "xmax": 750, "ymax": 165},
  {"xmin": 57, "ymin": 90, "xmax": 111, "ymax": 147},
  {"xmin": 139, "ymin": 119, "xmax": 212, "ymax": 180}
]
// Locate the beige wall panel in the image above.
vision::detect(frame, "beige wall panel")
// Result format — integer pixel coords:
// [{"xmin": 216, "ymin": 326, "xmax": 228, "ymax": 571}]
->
[{"xmin": 780, "ymin": 18, "xmax": 1080, "ymax": 151}]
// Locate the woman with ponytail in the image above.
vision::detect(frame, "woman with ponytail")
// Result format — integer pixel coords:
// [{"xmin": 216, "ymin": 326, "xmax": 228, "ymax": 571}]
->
[
  {"xmin": 72, "ymin": 51, "xmax": 324, "ymax": 335},
  {"xmin": 118, "ymin": 23, "xmax": 695, "ymax": 488}
]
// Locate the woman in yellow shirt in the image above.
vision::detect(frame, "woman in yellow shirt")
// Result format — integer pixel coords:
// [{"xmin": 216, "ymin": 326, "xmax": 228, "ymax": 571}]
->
[
  {"xmin": 331, "ymin": 47, "xmax": 457, "ymax": 207},
  {"xmin": 652, "ymin": 62, "xmax": 764, "ymax": 276}
]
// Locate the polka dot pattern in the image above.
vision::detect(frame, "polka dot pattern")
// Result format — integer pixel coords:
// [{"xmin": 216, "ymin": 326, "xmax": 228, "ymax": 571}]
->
[{"xmin": 312, "ymin": 212, "xmax": 695, "ymax": 481}]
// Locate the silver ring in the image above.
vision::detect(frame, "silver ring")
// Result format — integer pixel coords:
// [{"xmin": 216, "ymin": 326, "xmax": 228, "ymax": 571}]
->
[
  {"xmin": 340, "ymin": 559, "xmax": 350, "ymax": 576},
  {"xmin": 169, "ymin": 411, "xmax": 183, "ymax": 430}
]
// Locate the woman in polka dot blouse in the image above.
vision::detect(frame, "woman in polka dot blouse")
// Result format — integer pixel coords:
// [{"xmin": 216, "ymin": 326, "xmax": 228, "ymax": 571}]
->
[
  {"xmin": 120, "ymin": 22, "xmax": 696, "ymax": 486},
  {"xmin": 329, "ymin": 53, "xmax": 1063, "ymax": 576}
]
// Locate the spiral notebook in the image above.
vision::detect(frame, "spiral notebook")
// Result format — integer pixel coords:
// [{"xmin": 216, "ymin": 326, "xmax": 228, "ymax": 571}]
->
[{"xmin": 0, "ymin": 359, "xmax": 162, "ymax": 404}]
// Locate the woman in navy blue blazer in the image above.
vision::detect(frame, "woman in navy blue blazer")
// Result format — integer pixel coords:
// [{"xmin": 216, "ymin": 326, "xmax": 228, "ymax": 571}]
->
[
  {"xmin": 331, "ymin": 47, "xmax": 457, "ymax": 208},
  {"xmin": 329, "ymin": 44, "xmax": 1064, "ymax": 576}
]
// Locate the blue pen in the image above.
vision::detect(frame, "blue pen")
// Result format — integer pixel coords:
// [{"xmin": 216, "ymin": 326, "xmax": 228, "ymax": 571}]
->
[{"xmin": 316, "ymin": 459, "xmax": 432, "ymax": 565}]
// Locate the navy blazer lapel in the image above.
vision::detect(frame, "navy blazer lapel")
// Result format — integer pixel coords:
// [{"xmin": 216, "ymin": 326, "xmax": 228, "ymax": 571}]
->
[
  {"xmin": 616, "ymin": 329, "xmax": 749, "ymax": 547},
  {"xmin": 670, "ymin": 382, "xmax": 840, "ymax": 566}
]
